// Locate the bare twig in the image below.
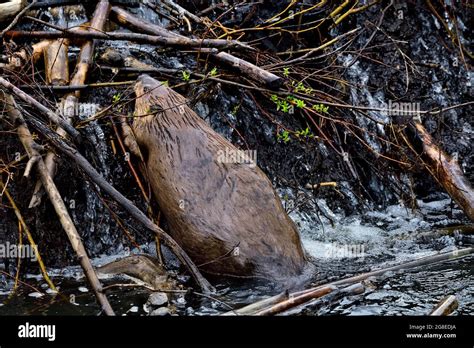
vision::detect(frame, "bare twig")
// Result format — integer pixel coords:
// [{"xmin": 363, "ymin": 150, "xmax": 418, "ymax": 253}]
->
[
  {"xmin": 1, "ymin": 93, "xmax": 115, "ymax": 315},
  {"xmin": 0, "ymin": 77, "xmax": 81, "ymax": 141},
  {"xmin": 0, "ymin": 0, "xmax": 31, "ymax": 37}
]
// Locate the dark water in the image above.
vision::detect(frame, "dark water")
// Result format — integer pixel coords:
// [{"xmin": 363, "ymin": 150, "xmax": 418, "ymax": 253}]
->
[{"xmin": 1, "ymin": 198, "xmax": 472, "ymax": 316}]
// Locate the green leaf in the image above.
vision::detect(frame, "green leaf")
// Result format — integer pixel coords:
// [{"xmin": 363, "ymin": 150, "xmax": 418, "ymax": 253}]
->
[
  {"xmin": 295, "ymin": 99, "xmax": 306, "ymax": 108},
  {"xmin": 181, "ymin": 70, "xmax": 191, "ymax": 81}
]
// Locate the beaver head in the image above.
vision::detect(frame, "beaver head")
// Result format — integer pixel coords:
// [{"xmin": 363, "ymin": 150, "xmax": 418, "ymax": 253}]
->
[{"xmin": 134, "ymin": 74, "xmax": 188, "ymax": 126}]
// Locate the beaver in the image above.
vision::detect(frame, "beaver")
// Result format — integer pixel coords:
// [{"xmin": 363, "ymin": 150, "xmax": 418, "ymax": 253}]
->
[
  {"xmin": 131, "ymin": 75, "xmax": 310, "ymax": 284},
  {"xmin": 97, "ymin": 254, "xmax": 177, "ymax": 291}
]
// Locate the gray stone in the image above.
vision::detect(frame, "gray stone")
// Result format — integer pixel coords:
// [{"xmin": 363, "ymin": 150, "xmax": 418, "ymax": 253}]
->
[
  {"xmin": 150, "ymin": 307, "xmax": 171, "ymax": 316},
  {"xmin": 147, "ymin": 292, "xmax": 168, "ymax": 307}
]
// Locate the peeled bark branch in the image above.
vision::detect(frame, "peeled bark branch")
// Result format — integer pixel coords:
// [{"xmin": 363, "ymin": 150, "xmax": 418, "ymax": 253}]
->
[
  {"xmin": 414, "ymin": 122, "xmax": 474, "ymax": 221},
  {"xmin": 429, "ymin": 295, "xmax": 458, "ymax": 316},
  {"xmin": 30, "ymin": 0, "xmax": 138, "ymax": 9},
  {"xmin": 4, "ymin": 29, "xmax": 251, "ymax": 51},
  {"xmin": 43, "ymin": 39, "xmax": 69, "ymax": 86},
  {"xmin": 0, "ymin": 77, "xmax": 81, "ymax": 141},
  {"xmin": 110, "ymin": 6, "xmax": 283, "ymax": 89},
  {"xmin": 254, "ymin": 286, "xmax": 336, "ymax": 316},
  {"xmin": 30, "ymin": 0, "xmax": 110, "ymax": 208},
  {"xmin": 0, "ymin": 0, "xmax": 26, "ymax": 25},
  {"xmin": 1, "ymin": 93, "xmax": 115, "ymax": 316},
  {"xmin": 227, "ymin": 247, "xmax": 474, "ymax": 315}
]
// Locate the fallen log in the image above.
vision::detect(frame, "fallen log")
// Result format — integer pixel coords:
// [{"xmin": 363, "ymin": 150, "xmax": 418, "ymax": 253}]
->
[
  {"xmin": 0, "ymin": 93, "xmax": 115, "ymax": 316},
  {"xmin": 23, "ymin": 113, "xmax": 214, "ymax": 293},
  {"xmin": 110, "ymin": 6, "xmax": 283, "ymax": 89},
  {"xmin": 413, "ymin": 122, "xmax": 474, "ymax": 221}
]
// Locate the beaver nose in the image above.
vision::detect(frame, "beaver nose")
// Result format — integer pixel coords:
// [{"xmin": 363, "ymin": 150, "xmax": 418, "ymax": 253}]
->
[{"xmin": 138, "ymin": 74, "xmax": 156, "ymax": 86}]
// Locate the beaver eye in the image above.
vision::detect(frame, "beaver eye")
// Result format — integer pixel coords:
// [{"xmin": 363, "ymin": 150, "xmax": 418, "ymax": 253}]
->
[{"xmin": 150, "ymin": 105, "xmax": 164, "ymax": 114}]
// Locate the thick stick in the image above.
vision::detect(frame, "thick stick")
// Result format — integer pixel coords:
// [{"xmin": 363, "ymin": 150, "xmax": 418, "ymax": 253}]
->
[
  {"xmin": 413, "ymin": 122, "xmax": 474, "ymax": 221},
  {"xmin": 161, "ymin": 0, "xmax": 202, "ymax": 24},
  {"xmin": 29, "ymin": 38, "xmax": 70, "ymax": 207},
  {"xmin": 27, "ymin": 116, "xmax": 214, "ymax": 294},
  {"xmin": 229, "ymin": 247, "xmax": 474, "ymax": 315},
  {"xmin": 254, "ymin": 286, "xmax": 337, "ymax": 316},
  {"xmin": 112, "ymin": 5, "xmax": 181, "ymax": 38},
  {"xmin": 43, "ymin": 39, "xmax": 70, "ymax": 86},
  {"xmin": 0, "ymin": 77, "xmax": 81, "ymax": 141},
  {"xmin": 67, "ymin": 0, "xmax": 110, "ymax": 93},
  {"xmin": 1, "ymin": 94, "xmax": 115, "ymax": 315},
  {"xmin": 30, "ymin": 0, "xmax": 139, "ymax": 9},
  {"xmin": 4, "ymin": 29, "xmax": 250, "ymax": 50},
  {"xmin": 29, "ymin": 0, "xmax": 110, "ymax": 208},
  {"xmin": 429, "ymin": 295, "xmax": 458, "ymax": 316},
  {"xmin": 222, "ymin": 291, "xmax": 289, "ymax": 316},
  {"xmin": 278, "ymin": 282, "xmax": 366, "ymax": 316},
  {"xmin": 0, "ymin": 0, "xmax": 26, "ymax": 24},
  {"xmin": 110, "ymin": 6, "xmax": 283, "ymax": 89}
]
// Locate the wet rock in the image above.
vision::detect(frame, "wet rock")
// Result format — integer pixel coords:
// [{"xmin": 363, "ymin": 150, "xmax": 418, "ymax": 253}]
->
[
  {"xmin": 28, "ymin": 292, "xmax": 44, "ymax": 298},
  {"xmin": 147, "ymin": 292, "xmax": 169, "ymax": 307},
  {"xmin": 365, "ymin": 290, "xmax": 401, "ymax": 301},
  {"xmin": 128, "ymin": 306, "xmax": 139, "ymax": 313},
  {"xmin": 174, "ymin": 295, "xmax": 186, "ymax": 308},
  {"xmin": 150, "ymin": 307, "xmax": 171, "ymax": 316}
]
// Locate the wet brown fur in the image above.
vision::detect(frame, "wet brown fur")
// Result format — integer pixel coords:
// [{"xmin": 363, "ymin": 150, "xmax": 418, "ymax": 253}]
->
[{"xmin": 132, "ymin": 75, "xmax": 309, "ymax": 283}]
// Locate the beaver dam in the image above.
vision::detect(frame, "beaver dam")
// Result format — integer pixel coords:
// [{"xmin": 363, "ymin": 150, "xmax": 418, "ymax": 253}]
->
[{"xmin": 0, "ymin": 0, "xmax": 473, "ymax": 318}]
